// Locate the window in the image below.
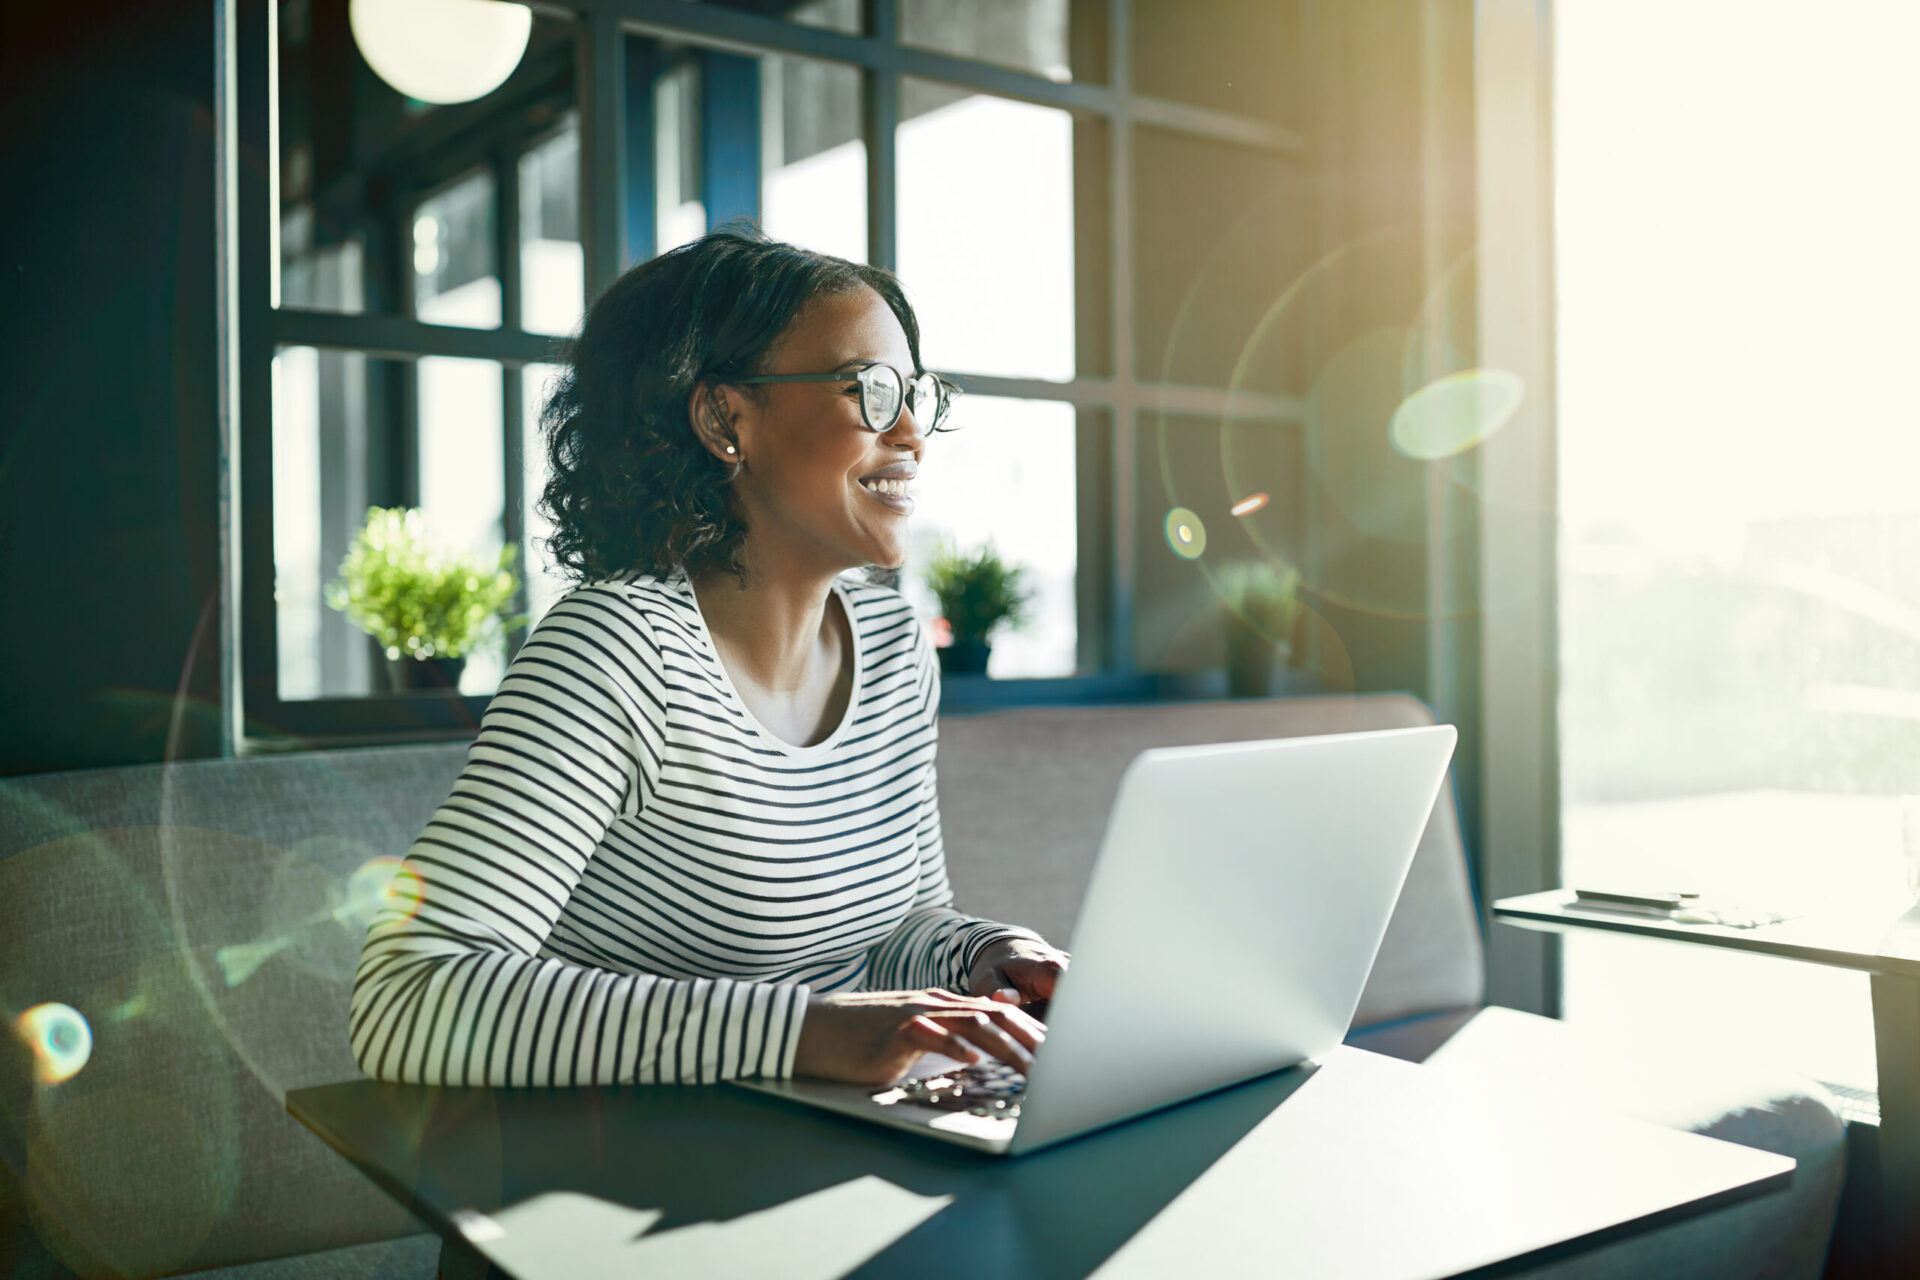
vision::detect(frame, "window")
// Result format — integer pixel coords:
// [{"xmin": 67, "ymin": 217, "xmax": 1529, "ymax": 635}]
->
[
  {"xmin": 1555, "ymin": 0, "xmax": 1920, "ymax": 1093},
  {"xmin": 238, "ymin": 0, "xmax": 1312, "ymax": 743}
]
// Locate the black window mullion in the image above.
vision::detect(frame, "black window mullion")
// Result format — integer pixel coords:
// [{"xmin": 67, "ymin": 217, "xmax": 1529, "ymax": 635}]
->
[
  {"xmin": 862, "ymin": 0, "xmax": 898, "ymax": 272},
  {"xmin": 581, "ymin": 8, "xmax": 629, "ymax": 298},
  {"xmin": 238, "ymin": 0, "xmax": 278, "ymax": 737},
  {"xmin": 497, "ymin": 144, "xmax": 528, "ymax": 654},
  {"xmin": 1109, "ymin": 0, "xmax": 1135, "ymax": 673}
]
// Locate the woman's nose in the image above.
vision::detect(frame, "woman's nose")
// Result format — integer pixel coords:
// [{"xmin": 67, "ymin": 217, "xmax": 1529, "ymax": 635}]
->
[{"xmin": 884, "ymin": 403, "xmax": 928, "ymax": 446}]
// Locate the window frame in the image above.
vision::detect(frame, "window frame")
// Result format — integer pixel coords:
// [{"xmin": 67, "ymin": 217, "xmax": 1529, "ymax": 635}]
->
[{"xmin": 225, "ymin": 0, "xmax": 1311, "ymax": 752}]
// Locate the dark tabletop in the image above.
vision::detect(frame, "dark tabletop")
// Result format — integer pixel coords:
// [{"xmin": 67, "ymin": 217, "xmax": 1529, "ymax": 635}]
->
[{"xmin": 288, "ymin": 1045, "xmax": 1793, "ymax": 1280}]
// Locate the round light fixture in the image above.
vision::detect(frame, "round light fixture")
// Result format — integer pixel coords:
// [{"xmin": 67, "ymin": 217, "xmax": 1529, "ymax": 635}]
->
[{"xmin": 349, "ymin": 0, "xmax": 533, "ymax": 106}]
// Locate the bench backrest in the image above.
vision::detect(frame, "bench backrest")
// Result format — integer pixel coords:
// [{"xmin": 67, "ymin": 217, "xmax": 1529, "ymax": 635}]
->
[
  {"xmin": 0, "ymin": 693, "xmax": 1481, "ymax": 1274},
  {"xmin": 935, "ymin": 692, "xmax": 1485, "ymax": 1029}
]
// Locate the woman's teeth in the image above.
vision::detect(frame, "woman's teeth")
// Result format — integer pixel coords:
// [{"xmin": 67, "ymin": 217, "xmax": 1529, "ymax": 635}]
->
[{"xmin": 860, "ymin": 478, "xmax": 910, "ymax": 498}]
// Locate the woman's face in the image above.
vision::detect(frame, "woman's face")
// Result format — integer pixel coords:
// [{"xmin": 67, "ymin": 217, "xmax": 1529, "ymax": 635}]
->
[{"xmin": 722, "ymin": 285, "xmax": 928, "ymax": 574}]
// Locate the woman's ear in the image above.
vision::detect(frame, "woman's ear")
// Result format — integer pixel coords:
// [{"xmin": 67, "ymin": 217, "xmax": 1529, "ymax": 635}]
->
[{"xmin": 687, "ymin": 382, "xmax": 744, "ymax": 463}]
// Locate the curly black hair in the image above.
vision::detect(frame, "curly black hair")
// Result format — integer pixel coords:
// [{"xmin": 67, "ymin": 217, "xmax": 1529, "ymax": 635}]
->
[{"xmin": 533, "ymin": 223, "xmax": 925, "ymax": 591}]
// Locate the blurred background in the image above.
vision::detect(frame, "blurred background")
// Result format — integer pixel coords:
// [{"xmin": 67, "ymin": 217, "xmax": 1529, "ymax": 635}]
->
[{"xmin": 5, "ymin": 0, "xmax": 1920, "ymax": 1176}]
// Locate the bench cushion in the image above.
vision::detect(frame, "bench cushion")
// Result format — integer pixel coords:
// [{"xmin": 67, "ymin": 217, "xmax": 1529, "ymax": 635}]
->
[{"xmin": 0, "ymin": 744, "xmax": 469, "ymax": 1275}]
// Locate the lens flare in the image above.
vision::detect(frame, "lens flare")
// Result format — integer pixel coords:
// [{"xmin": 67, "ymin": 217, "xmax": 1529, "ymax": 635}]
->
[
  {"xmin": 1164, "ymin": 507, "xmax": 1207, "ymax": 560},
  {"xmin": 215, "ymin": 936, "xmax": 296, "ymax": 988},
  {"xmin": 1230, "ymin": 493, "xmax": 1269, "ymax": 517},
  {"xmin": 1389, "ymin": 368, "xmax": 1525, "ymax": 460},
  {"xmin": 339, "ymin": 856, "xmax": 427, "ymax": 929},
  {"xmin": 15, "ymin": 1002, "xmax": 93, "ymax": 1085}
]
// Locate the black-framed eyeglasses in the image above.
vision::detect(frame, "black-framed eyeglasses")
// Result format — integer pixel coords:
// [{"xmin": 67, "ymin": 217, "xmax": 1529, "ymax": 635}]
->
[{"xmin": 734, "ymin": 362, "xmax": 962, "ymax": 434}]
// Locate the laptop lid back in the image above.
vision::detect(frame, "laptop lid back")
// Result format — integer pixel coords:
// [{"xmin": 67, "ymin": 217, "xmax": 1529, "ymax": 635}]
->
[{"xmin": 1008, "ymin": 724, "xmax": 1457, "ymax": 1154}]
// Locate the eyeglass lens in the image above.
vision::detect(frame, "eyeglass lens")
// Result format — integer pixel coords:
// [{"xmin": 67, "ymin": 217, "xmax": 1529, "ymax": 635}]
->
[
  {"xmin": 907, "ymin": 372, "xmax": 945, "ymax": 430},
  {"xmin": 857, "ymin": 365, "xmax": 948, "ymax": 432},
  {"xmin": 858, "ymin": 365, "xmax": 903, "ymax": 431}
]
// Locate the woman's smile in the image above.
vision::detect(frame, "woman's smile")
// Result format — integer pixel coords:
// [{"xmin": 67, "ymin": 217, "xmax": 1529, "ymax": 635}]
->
[{"xmin": 856, "ymin": 461, "xmax": 916, "ymax": 514}]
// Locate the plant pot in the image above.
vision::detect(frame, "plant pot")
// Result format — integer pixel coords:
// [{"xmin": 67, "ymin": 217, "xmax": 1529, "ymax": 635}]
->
[
  {"xmin": 938, "ymin": 638, "xmax": 992, "ymax": 676},
  {"xmin": 384, "ymin": 655, "xmax": 467, "ymax": 693},
  {"xmin": 1224, "ymin": 617, "xmax": 1289, "ymax": 698}
]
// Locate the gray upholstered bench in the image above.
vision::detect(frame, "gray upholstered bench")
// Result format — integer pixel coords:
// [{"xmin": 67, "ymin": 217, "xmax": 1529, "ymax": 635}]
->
[{"xmin": 0, "ymin": 693, "xmax": 1844, "ymax": 1277}]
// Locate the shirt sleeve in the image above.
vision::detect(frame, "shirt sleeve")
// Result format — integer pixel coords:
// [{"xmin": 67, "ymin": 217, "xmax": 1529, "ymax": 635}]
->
[
  {"xmin": 348, "ymin": 585, "xmax": 810, "ymax": 1086},
  {"xmin": 861, "ymin": 610, "xmax": 1045, "ymax": 992}
]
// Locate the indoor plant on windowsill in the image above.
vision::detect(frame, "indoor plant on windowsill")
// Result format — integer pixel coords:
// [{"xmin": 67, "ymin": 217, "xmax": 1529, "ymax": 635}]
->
[
  {"xmin": 920, "ymin": 537, "xmax": 1034, "ymax": 677},
  {"xmin": 1218, "ymin": 558, "xmax": 1302, "ymax": 698},
  {"xmin": 325, "ymin": 506, "xmax": 527, "ymax": 694}
]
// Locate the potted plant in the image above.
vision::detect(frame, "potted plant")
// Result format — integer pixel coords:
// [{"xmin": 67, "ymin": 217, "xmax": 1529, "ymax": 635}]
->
[
  {"xmin": 1217, "ymin": 558, "xmax": 1302, "ymax": 698},
  {"xmin": 919, "ymin": 537, "xmax": 1034, "ymax": 676},
  {"xmin": 325, "ymin": 506, "xmax": 527, "ymax": 693}
]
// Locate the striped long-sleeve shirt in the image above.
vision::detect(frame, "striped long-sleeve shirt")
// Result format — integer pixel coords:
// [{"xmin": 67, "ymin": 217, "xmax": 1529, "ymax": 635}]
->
[{"xmin": 348, "ymin": 566, "xmax": 1040, "ymax": 1087}]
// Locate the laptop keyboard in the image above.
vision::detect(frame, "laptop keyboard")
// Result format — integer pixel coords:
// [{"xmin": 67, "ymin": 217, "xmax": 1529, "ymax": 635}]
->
[{"xmin": 871, "ymin": 1061, "xmax": 1028, "ymax": 1117}]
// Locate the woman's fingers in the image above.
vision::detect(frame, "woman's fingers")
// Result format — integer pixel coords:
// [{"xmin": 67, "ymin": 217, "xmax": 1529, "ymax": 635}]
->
[
  {"xmin": 1010, "ymin": 956, "xmax": 1066, "ymax": 1000},
  {"xmin": 901, "ymin": 1014, "xmax": 980, "ymax": 1064},
  {"xmin": 939, "ymin": 1008, "xmax": 1035, "ymax": 1070}
]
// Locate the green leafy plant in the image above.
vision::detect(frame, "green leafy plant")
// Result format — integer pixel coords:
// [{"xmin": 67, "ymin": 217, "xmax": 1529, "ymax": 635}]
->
[
  {"xmin": 919, "ymin": 536, "xmax": 1034, "ymax": 644},
  {"xmin": 324, "ymin": 507, "xmax": 527, "ymax": 661},
  {"xmin": 1217, "ymin": 558, "xmax": 1302, "ymax": 646}
]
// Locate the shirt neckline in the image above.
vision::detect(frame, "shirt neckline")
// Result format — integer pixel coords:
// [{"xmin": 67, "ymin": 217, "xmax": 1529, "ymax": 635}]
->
[{"xmin": 669, "ymin": 568, "xmax": 864, "ymax": 760}]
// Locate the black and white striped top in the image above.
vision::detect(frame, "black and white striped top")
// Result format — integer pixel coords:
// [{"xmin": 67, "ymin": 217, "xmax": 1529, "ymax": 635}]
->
[{"xmin": 349, "ymin": 567, "xmax": 1037, "ymax": 1087}]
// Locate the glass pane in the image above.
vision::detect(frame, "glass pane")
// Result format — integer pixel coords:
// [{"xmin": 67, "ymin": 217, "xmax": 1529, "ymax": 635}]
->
[
  {"xmin": 521, "ymin": 362, "xmax": 573, "ymax": 624},
  {"xmin": 272, "ymin": 347, "xmax": 511, "ymax": 701},
  {"xmin": 684, "ymin": 0, "xmax": 862, "ymax": 34},
  {"xmin": 275, "ymin": 2, "xmax": 575, "ymax": 319},
  {"xmin": 653, "ymin": 54, "xmax": 706, "ymax": 254},
  {"xmin": 1133, "ymin": 411, "xmax": 1307, "ymax": 679},
  {"xmin": 418, "ymin": 357, "xmax": 506, "ymax": 694},
  {"xmin": 905, "ymin": 397, "xmax": 1077, "ymax": 677},
  {"xmin": 898, "ymin": 80, "xmax": 1075, "ymax": 379},
  {"xmin": 273, "ymin": 345, "xmax": 382, "ymax": 701},
  {"xmin": 1555, "ymin": 0, "xmax": 1920, "ymax": 1093},
  {"xmin": 759, "ymin": 56, "xmax": 866, "ymax": 262},
  {"xmin": 645, "ymin": 46, "xmax": 865, "ymax": 262},
  {"xmin": 1132, "ymin": 0, "xmax": 1302, "ymax": 126},
  {"xmin": 518, "ymin": 115, "xmax": 583, "ymax": 336},
  {"xmin": 1131, "ymin": 125, "xmax": 1309, "ymax": 391},
  {"xmin": 901, "ymin": 0, "xmax": 1079, "ymax": 82},
  {"xmin": 413, "ymin": 169, "xmax": 501, "ymax": 328}
]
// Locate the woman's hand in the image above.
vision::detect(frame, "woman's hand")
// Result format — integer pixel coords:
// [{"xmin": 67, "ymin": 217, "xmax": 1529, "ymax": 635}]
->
[
  {"xmin": 792, "ymin": 989, "xmax": 1047, "ymax": 1085},
  {"xmin": 966, "ymin": 936, "xmax": 1070, "ymax": 1010}
]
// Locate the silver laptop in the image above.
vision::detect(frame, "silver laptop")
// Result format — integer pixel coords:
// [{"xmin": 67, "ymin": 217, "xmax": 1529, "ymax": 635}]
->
[{"xmin": 731, "ymin": 723, "xmax": 1458, "ymax": 1156}]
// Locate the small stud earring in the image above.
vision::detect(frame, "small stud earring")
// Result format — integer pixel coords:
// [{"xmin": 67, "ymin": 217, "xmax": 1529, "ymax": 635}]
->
[{"xmin": 725, "ymin": 445, "xmax": 736, "ymax": 454}]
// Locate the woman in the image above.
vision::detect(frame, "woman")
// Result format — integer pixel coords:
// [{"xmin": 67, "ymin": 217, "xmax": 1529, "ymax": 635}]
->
[{"xmin": 349, "ymin": 228, "xmax": 1067, "ymax": 1089}]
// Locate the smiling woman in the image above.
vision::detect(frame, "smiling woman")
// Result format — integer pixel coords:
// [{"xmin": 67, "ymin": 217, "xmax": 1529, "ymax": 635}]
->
[{"xmin": 349, "ymin": 227, "xmax": 1069, "ymax": 1090}]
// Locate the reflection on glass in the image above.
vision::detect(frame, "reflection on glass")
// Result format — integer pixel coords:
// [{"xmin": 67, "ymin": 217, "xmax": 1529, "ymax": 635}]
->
[
  {"xmin": 414, "ymin": 170, "xmax": 501, "ymax": 328},
  {"xmin": 646, "ymin": 46, "xmax": 866, "ymax": 263},
  {"xmin": 417, "ymin": 357, "xmax": 506, "ymax": 693},
  {"xmin": 686, "ymin": 0, "xmax": 861, "ymax": 34},
  {"xmin": 655, "ymin": 57, "xmax": 706, "ymax": 253},
  {"xmin": 280, "ymin": 204, "xmax": 365, "ymax": 313},
  {"xmin": 519, "ymin": 116, "xmax": 583, "ymax": 336},
  {"xmin": 275, "ymin": 3, "xmax": 575, "ymax": 318},
  {"xmin": 901, "ymin": 0, "xmax": 1076, "ymax": 81},
  {"xmin": 760, "ymin": 55, "xmax": 865, "ymax": 262},
  {"xmin": 898, "ymin": 80, "xmax": 1074, "ymax": 379},
  {"xmin": 1133, "ymin": 1, "xmax": 1299, "ymax": 124},
  {"xmin": 905, "ymin": 397, "xmax": 1076, "ymax": 677},
  {"xmin": 521, "ymin": 362, "xmax": 573, "ymax": 624},
  {"xmin": 273, "ymin": 345, "xmax": 375, "ymax": 701}
]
